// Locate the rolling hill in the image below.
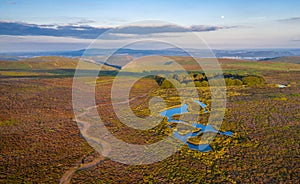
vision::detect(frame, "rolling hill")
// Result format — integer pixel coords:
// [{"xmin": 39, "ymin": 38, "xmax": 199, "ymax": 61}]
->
[
  {"xmin": 0, "ymin": 56, "xmax": 119, "ymax": 77},
  {"xmin": 260, "ymin": 56, "xmax": 300, "ymax": 64},
  {"xmin": 0, "ymin": 56, "xmax": 118, "ymax": 70},
  {"xmin": 1, "ymin": 55, "xmax": 300, "ymax": 78}
]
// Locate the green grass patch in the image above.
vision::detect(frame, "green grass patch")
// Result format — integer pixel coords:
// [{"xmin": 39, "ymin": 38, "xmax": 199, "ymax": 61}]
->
[{"xmin": 0, "ymin": 119, "xmax": 16, "ymax": 126}]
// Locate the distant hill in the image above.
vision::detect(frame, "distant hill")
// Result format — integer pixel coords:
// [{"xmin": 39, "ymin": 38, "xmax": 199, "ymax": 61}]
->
[
  {"xmin": 260, "ymin": 56, "xmax": 300, "ymax": 64},
  {"xmin": 0, "ymin": 55, "xmax": 20, "ymax": 61},
  {"xmin": 118, "ymin": 55, "xmax": 299, "ymax": 73},
  {"xmin": 85, "ymin": 55, "xmax": 134, "ymax": 69},
  {"xmin": 2, "ymin": 48, "xmax": 300, "ymax": 60},
  {"xmin": 214, "ymin": 50, "xmax": 298, "ymax": 60},
  {"xmin": 0, "ymin": 48, "xmax": 192, "ymax": 58},
  {"xmin": 1, "ymin": 56, "xmax": 300, "ymax": 76},
  {"xmin": 0, "ymin": 56, "xmax": 118, "ymax": 70}
]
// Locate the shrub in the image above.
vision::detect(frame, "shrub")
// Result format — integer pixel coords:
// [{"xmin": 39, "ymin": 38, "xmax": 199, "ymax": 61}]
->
[
  {"xmin": 160, "ymin": 79, "xmax": 175, "ymax": 89},
  {"xmin": 201, "ymin": 81, "xmax": 209, "ymax": 87},
  {"xmin": 225, "ymin": 78, "xmax": 235, "ymax": 86},
  {"xmin": 225, "ymin": 78, "xmax": 243, "ymax": 86},
  {"xmin": 234, "ymin": 79, "xmax": 243, "ymax": 86},
  {"xmin": 194, "ymin": 81, "xmax": 201, "ymax": 87},
  {"xmin": 185, "ymin": 82, "xmax": 195, "ymax": 87},
  {"xmin": 208, "ymin": 78, "xmax": 225, "ymax": 86},
  {"xmin": 195, "ymin": 81, "xmax": 209, "ymax": 87},
  {"xmin": 242, "ymin": 76, "xmax": 265, "ymax": 86}
]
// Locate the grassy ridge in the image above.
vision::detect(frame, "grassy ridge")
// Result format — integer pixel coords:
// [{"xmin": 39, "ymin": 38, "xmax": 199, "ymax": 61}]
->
[
  {"xmin": 1, "ymin": 56, "xmax": 300, "ymax": 78},
  {"xmin": 123, "ymin": 56, "xmax": 300, "ymax": 73},
  {"xmin": 0, "ymin": 56, "xmax": 117, "ymax": 70},
  {"xmin": 260, "ymin": 56, "xmax": 300, "ymax": 64},
  {"xmin": 0, "ymin": 56, "xmax": 119, "ymax": 77}
]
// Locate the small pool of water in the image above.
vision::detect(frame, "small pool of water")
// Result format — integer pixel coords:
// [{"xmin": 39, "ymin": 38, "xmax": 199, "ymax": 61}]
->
[
  {"xmin": 159, "ymin": 100, "xmax": 232, "ymax": 152},
  {"xmin": 160, "ymin": 104, "xmax": 188, "ymax": 123},
  {"xmin": 278, "ymin": 84, "xmax": 287, "ymax": 88},
  {"xmin": 173, "ymin": 131, "xmax": 212, "ymax": 152}
]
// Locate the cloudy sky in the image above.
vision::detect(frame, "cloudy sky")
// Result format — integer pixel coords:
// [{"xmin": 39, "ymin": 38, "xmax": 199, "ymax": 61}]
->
[{"xmin": 1, "ymin": 0, "xmax": 300, "ymax": 52}]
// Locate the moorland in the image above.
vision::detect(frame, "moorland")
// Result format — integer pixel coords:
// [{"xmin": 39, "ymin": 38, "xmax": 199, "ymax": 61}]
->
[{"xmin": 0, "ymin": 56, "xmax": 299, "ymax": 183}]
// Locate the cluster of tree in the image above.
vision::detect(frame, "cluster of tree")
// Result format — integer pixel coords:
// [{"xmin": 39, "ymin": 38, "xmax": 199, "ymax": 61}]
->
[
  {"xmin": 241, "ymin": 75, "xmax": 266, "ymax": 86},
  {"xmin": 154, "ymin": 72, "xmax": 265, "ymax": 88}
]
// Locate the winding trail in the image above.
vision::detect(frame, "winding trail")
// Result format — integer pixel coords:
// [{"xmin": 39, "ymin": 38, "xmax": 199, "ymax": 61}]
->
[{"xmin": 59, "ymin": 94, "xmax": 148, "ymax": 184}]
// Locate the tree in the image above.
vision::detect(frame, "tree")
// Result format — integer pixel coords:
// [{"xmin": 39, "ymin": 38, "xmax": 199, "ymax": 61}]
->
[{"xmin": 194, "ymin": 73, "xmax": 206, "ymax": 81}]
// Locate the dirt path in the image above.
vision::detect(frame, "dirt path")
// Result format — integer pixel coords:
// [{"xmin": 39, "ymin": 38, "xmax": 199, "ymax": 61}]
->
[
  {"xmin": 59, "ymin": 165, "xmax": 80, "ymax": 184},
  {"xmin": 59, "ymin": 155, "xmax": 106, "ymax": 184},
  {"xmin": 59, "ymin": 94, "xmax": 148, "ymax": 184}
]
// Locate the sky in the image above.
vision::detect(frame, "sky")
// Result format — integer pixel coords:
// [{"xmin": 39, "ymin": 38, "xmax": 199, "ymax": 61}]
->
[{"xmin": 1, "ymin": 0, "xmax": 300, "ymax": 52}]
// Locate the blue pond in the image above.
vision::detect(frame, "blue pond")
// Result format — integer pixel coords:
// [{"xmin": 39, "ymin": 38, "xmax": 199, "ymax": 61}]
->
[
  {"xmin": 159, "ymin": 100, "xmax": 232, "ymax": 152},
  {"xmin": 160, "ymin": 104, "xmax": 189, "ymax": 123}
]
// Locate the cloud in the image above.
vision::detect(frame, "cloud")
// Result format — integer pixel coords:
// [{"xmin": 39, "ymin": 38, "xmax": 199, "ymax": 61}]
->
[
  {"xmin": 278, "ymin": 17, "xmax": 300, "ymax": 23},
  {"xmin": 111, "ymin": 24, "xmax": 235, "ymax": 35},
  {"xmin": 0, "ymin": 21, "xmax": 237, "ymax": 39},
  {"xmin": 108, "ymin": 32, "xmax": 182, "ymax": 39},
  {"xmin": 291, "ymin": 38, "xmax": 300, "ymax": 42},
  {"xmin": 69, "ymin": 19, "xmax": 96, "ymax": 25},
  {"xmin": 0, "ymin": 21, "xmax": 110, "ymax": 39},
  {"xmin": 4, "ymin": 1, "xmax": 16, "ymax": 5}
]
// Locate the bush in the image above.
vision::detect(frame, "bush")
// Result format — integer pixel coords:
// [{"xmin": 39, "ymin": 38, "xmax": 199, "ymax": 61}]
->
[
  {"xmin": 234, "ymin": 79, "xmax": 243, "ymax": 86},
  {"xmin": 157, "ymin": 72, "xmax": 264, "ymax": 88},
  {"xmin": 185, "ymin": 82, "xmax": 195, "ymax": 87},
  {"xmin": 160, "ymin": 79, "xmax": 175, "ymax": 89},
  {"xmin": 225, "ymin": 78, "xmax": 243, "ymax": 86},
  {"xmin": 195, "ymin": 81, "xmax": 209, "ymax": 87},
  {"xmin": 194, "ymin": 73, "xmax": 206, "ymax": 81},
  {"xmin": 242, "ymin": 76, "xmax": 265, "ymax": 86},
  {"xmin": 194, "ymin": 81, "xmax": 201, "ymax": 87},
  {"xmin": 225, "ymin": 78, "xmax": 235, "ymax": 86},
  {"xmin": 208, "ymin": 79, "xmax": 225, "ymax": 86}
]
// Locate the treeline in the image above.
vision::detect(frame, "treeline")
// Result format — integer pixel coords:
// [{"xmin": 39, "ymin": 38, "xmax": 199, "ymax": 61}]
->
[{"xmin": 154, "ymin": 72, "xmax": 265, "ymax": 88}]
